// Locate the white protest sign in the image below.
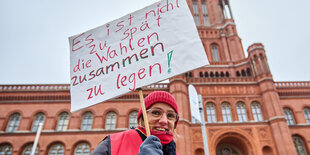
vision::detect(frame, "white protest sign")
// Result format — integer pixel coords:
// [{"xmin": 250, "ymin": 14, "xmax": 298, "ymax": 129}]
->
[
  {"xmin": 188, "ymin": 84, "xmax": 201, "ymax": 123},
  {"xmin": 69, "ymin": 0, "xmax": 208, "ymax": 112}
]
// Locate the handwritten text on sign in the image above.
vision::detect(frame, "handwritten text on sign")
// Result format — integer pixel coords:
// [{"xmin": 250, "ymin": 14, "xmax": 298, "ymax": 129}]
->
[{"xmin": 69, "ymin": 0, "xmax": 208, "ymax": 112}]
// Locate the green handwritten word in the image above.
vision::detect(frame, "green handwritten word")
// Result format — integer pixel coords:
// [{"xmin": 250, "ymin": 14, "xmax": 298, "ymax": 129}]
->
[{"xmin": 167, "ymin": 50, "xmax": 173, "ymax": 73}]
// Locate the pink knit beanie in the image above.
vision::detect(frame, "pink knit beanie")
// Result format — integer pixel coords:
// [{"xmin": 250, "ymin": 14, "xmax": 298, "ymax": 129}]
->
[{"xmin": 137, "ymin": 91, "xmax": 179, "ymax": 127}]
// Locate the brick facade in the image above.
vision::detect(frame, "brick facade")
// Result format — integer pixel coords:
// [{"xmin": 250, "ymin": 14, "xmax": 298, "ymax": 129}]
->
[{"xmin": 1, "ymin": 0, "xmax": 310, "ymax": 155}]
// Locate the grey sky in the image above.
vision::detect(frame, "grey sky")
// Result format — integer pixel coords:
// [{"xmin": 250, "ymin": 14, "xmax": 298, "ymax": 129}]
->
[{"xmin": 0, "ymin": 0, "xmax": 309, "ymax": 84}]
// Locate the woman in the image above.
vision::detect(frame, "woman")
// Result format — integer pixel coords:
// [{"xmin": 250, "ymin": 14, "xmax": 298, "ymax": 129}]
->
[{"xmin": 91, "ymin": 91, "xmax": 179, "ymax": 155}]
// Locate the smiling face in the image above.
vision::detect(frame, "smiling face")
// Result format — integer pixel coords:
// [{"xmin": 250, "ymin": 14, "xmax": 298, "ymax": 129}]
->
[{"xmin": 146, "ymin": 102, "xmax": 177, "ymax": 132}]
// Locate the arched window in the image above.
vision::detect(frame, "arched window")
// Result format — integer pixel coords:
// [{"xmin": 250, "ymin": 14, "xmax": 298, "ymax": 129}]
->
[
  {"xmin": 237, "ymin": 102, "xmax": 247, "ymax": 122},
  {"xmin": 210, "ymin": 72, "xmax": 214, "ymax": 77},
  {"xmin": 284, "ymin": 108, "xmax": 295, "ymax": 125},
  {"xmin": 304, "ymin": 108, "xmax": 310, "ymax": 124},
  {"xmin": 7, "ymin": 113, "xmax": 21, "ymax": 132},
  {"xmin": 32, "ymin": 112, "xmax": 45, "ymax": 132},
  {"xmin": 220, "ymin": 72, "xmax": 224, "ymax": 77},
  {"xmin": 189, "ymin": 72, "xmax": 193, "ymax": 78},
  {"xmin": 192, "ymin": 1, "xmax": 200, "ymax": 26},
  {"xmin": 241, "ymin": 69, "xmax": 246, "ymax": 76},
  {"xmin": 251, "ymin": 102, "xmax": 263, "ymax": 122},
  {"xmin": 105, "ymin": 111, "xmax": 117, "ymax": 130},
  {"xmin": 56, "ymin": 112, "xmax": 69, "ymax": 131},
  {"xmin": 199, "ymin": 72, "xmax": 203, "ymax": 77},
  {"xmin": 185, "ymin": 73, "xmax": 188, "ymax": 77},
  {"xmin": 204, "ymin": 72, "xmax": 209, "ymax": 77},
  {"xmin": 23, "ymin": 144, "xmax": 38, "ymax": 155},
  {"xmin": 246, "ymin": 68, "xmax": 251, "ymax": 76},
  {"xmin": 49, "ymin": 143, "xmax": 64, "ymax": 155},
  {"xmin": 292, "ymin": 136, "xmax": 307, "ymax": 155},
  {"xmin": 262, "ymin": 146, "xmax": 273, "ymax": 155},
  {"xmin": 236, "ymin": 71, "xmax": 241, "ymax": 77},
  {"xmin": 221, "ymin": 102, "xmax": 232, "ymax": 123},
  {"xmin": 0, "ymin": 144, "xmax": 12, "ymax": 155},
  {"xmin": 225, "ymin": 72, "xmax": 229, "ymax": 77},
  {"xmin": 81, "ymin": 112, "xmax": 93, "ymax": 131},
  {"xmin": 74, "ymin": 143, "xmax": 90, "ymax": 155},
  {"xmin": 211, "ymin": 44, "xmax": 220, "ymax": 62},
  {"xmin": 206, "ymin": 103, "xmax": 217, "ymax": 123},
  {"xmin": 195, "ymin": 148, "xmax": 204, "ymax": 155},
  {"xmin": 129, "ymin": 111, "xmax": 138, "ymax": 128}
]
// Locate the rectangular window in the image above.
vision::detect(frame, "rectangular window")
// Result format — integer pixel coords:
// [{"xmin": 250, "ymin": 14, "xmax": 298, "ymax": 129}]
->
[
  {"xmin": 57, "ymin": 112, "xmax": 69, "ymax": 131},
  {"xmin": 201, "ymin": 1, "xmax": 210, "ymax": 26},
  {"xmin": 251, "ymin": 103, "xmax": 263, "ymax": 122},
  {"xmin": 211, "ymin": 45, "xmax": 220, "ymax": 62},
  {"xmin": 206, "ymin": 103, "xmax": 217, "ymax": 123},
  {"xmin": 237, "ymin": 103, "xmax": 247, "ymax": 122},
  {"xmin": 105, "ymin": 112, "xmax": 116, "ymax": 130},
  {"xmin": 222, "ymin": 103, "xmax": 232, "ymax": 123},
  {"xmin": 81, "ymin": 112, "xmax": 93, "ymax": 131},
  {"xmin": 192, "ymin": 1, "xmax": 200, "ymax": 26},
  {"xmin": 284, "ymin": 108, "xmax": 295, "ymax": 125},
  {"xmin": 304, "ymin": 108, "xmax": 310, "ymax": 124},
  {"xmin": 223, "ymin": 3, "xmax": 232, "ymax": 19}
]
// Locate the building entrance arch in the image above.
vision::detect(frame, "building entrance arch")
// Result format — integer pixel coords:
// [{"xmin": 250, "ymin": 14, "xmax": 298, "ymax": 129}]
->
[{"xmin": 214, "ymin": 132, "xmax": 255, "ymax": 155}]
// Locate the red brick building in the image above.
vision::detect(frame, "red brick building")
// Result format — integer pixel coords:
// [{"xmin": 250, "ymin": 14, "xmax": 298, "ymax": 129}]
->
[{"xmin": 1, "ymin": 0, "xmax": 310, "ymax": 154}]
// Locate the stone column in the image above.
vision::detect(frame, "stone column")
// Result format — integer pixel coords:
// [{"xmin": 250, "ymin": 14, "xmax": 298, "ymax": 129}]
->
[{"xmin": 259, "ymin": 79, "xmax": 297, "ymax": 155}]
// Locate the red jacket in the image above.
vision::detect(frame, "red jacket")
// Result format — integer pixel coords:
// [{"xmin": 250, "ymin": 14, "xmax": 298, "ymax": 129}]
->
[
  {"xmin": 110, "ymin": 129, "xmax": 142, "ymax": 155},
  {"xmin": 91, "ymin": 129, "xmax": 180, "ymax": 155}
]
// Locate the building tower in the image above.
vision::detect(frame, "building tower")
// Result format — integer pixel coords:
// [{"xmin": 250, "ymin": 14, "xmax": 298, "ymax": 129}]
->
[{"xmin": 167, "ymin": 0, "xmax": 303, "ymax": 154}]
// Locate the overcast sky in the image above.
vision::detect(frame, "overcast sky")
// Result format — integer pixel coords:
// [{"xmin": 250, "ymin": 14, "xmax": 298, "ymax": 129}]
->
[{"xmin": 0, "ymin": 0, "xmax": 309, "ymax": 85}]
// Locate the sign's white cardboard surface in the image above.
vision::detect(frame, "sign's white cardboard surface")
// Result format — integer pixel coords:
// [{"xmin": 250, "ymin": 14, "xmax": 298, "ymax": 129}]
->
[{"xmin": 69, "ymin": 0, "xmax": 208, "ymax": 112}]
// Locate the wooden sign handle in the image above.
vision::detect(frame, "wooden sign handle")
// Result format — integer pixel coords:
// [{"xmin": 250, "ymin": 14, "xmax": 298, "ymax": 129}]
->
[{"xmin": 138, "ymin": 88, "xmax": 151, "ymax": 137}]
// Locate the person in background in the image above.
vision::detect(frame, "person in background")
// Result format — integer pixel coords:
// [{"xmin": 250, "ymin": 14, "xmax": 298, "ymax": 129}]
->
[{"xmin": 91, "ymin": 91, "xmax": 180, "ymax": 155}]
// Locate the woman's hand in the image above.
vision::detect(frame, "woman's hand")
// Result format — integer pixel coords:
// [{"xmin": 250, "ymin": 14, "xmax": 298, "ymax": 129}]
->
[{"xmin": 138, "ymin": 135, "xmax": 163, "ymax": 155}]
